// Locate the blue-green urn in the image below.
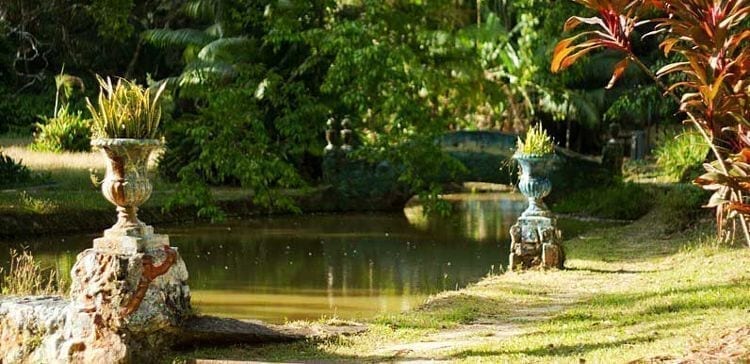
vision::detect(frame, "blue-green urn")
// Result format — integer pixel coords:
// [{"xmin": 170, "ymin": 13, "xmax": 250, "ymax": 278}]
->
[{"xmin": 514, "ymin": 153, "xmax": 556, "ymax": 217}]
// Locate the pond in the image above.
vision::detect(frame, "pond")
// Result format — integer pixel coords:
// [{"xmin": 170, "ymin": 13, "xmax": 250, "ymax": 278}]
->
[{"xmin": 0, "ymin": 193, "xmax": 607, "ymax": 323}]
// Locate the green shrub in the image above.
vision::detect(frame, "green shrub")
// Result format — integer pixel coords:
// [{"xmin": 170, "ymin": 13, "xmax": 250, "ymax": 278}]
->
[
  {"xmin": 31, "ymin": 105, "xmax": 91, "ymax": 153},
  {"xmin": 0, "ymin": 150, "xmax": 33, "ymax": 188},
  {"xmin": 552, "ymin": 182, "xmax": 654, "ymax": 220},
  {"xmin": 0, "ymin": 86, "xmax": 52, "ymax": 134},
  {"xmin": 655, "ymin": 130, "xmax": 708, "ymax": 182}
]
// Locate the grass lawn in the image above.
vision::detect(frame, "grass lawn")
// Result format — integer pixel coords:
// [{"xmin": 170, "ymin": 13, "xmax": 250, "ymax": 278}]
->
[
  {"xmin": 0, "ymin": 137, "xmax": 251, "ymax": 216},
  {"xmin": 172, "ymin": 206, "xmax": 750, "ymax": 363}
]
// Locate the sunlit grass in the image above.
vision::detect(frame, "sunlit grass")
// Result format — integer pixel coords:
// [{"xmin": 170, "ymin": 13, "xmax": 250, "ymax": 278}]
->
[
  {"xmin": 2, "ymin": 144, "xmax": 102, "ymax": 188},
  {"xmin": 0, "ymin": 136, "xmax": 256, "ymax": 218}
]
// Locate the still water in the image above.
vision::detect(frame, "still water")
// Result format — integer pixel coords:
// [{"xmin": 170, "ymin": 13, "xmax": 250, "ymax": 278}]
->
[{"xmin": 2, "ymin": 193, "xmax": 539, "ymax": 323}]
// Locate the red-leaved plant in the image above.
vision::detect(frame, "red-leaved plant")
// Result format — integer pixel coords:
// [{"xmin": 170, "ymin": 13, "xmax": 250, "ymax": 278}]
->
[{"xmin": 553, "ymin": 0, "xmax": 750, "ymax": 244}]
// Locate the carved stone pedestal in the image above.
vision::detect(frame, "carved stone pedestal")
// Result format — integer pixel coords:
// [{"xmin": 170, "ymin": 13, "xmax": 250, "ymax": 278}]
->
[
  {"xmin": 0, "ymin": 234, "xmax": 191, "ymax": 363},
  {"xmin": 509, "ymin": 216, "xmax": 564, "ymax": 270},
  {"xmin": 67, "ymin": 233, "xmax": 191, "ymax": 362}
]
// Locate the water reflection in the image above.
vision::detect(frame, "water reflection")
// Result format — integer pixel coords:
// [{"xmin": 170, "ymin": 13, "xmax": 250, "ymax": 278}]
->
[
  {"xmin": 405, "ymin": 193, "xmax": 527, "ymax": 242},
  {"xmin": 0, "ymin": 193, "xmax": 528, "ymax": 323}
]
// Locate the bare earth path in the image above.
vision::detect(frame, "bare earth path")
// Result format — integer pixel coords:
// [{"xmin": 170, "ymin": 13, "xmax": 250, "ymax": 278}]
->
[
  {"xmin": 373, "ymin": 295, "xmax": 574, "ymax": 360},
  {"xmin": 369, "ymin": 217, "xmax": 653, "ymax": 361}
]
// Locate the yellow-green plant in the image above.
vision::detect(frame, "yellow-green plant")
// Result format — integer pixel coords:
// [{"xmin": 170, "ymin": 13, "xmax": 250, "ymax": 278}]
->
[
  {"xmin": 516, "ymin": 124, "xmax": 555, "ymax": 155},
  {"xmin": 86, "ymin": 77, "xmax": 167, "ymax": 139},
  {"xmin": 0, "ymin": 249, "xmax": 67, "ymax": 296}
]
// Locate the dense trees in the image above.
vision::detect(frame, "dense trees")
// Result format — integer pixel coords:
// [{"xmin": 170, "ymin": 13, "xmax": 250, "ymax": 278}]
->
[{"xmin": 0, "ymin": 0, "xmax": 682, "ymax": 213}]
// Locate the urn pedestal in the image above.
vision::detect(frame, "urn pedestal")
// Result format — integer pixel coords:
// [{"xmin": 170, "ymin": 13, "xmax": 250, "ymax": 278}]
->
[
  {"xmin": 63, "ymin": 138, "xmax": 192, "ymax": 362},
  {"xmin": 509, "ymin": 154, "xmax": 564, "ymax": 270}
]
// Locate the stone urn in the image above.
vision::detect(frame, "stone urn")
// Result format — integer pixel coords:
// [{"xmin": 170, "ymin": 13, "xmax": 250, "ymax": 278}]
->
[
  {"xmin": 509, "ymin": 152, "xmax": 563, "ymax": 270},
  {"xmin": 514, "ymin": 153, "xmax": 556, "ymax": 217},
  {"xmin": 92, "ymin": 138, "xmax": 162, "ymax": 239}
]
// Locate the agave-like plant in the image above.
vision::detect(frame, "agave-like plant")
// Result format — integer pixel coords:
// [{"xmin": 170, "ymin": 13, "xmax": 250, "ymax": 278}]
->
[
  {"xmin": 86, "ymin": 77, "xmax": 167, "ymax": 140},
  {"xmin": 553, "ymin": 0, "xmax": 750, "ymax": 244},
  {"xmin": 517, "ymin": 124, "xmax": 556, "ymax": 156}
]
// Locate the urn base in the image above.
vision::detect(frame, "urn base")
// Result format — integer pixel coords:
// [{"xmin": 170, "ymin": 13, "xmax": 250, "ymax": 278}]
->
[
  {"xmin": 509, "ymin": 215, "xmax": 564, "ymax": 270},
  {"xmin": 0, "ymin": 234, "xmax": 192, "ymax": 363},
  {"xmin": 96, "ymin": 226, "xmax": 166, "ymax": 254}
]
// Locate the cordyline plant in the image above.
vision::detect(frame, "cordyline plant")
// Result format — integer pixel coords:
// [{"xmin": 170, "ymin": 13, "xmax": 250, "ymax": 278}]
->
[{"xmin": 552, "ymin": 0, "xmax": 750, "ymax": 245}]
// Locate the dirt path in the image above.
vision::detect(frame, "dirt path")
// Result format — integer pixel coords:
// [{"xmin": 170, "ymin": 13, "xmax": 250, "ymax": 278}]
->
[
  {"xmin": 369, "ymin": 215, "xmax": 653, "ymax": 361},
  {"xmin": 373, "ymin": 292, "xmax": 579, "ymax": 360}
]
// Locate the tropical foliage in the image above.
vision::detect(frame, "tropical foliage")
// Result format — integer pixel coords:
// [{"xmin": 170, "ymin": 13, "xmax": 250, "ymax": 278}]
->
[
  {"xmin": 145, "ymin": 0, "xmax": 573, "ymax": 215},
  {"xmin": 552, "ymin": 0, "xmax": 750, "ymax": 244},
  {"xmin": 0, "ymin": 0, "xmax": 694, "ymax": 214}
]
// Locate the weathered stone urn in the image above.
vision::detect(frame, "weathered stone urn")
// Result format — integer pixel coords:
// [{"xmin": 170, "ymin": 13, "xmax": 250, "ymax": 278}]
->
[
  {"xmin": 509, "ymin": 153, "xmax": 564, "ymax": 270},
  {"xmin": 0, "ymin": 137, "xmax": 193, "ymax": 363},
  {"xmin": 92, "ymin": 138, "xmax": 160, "ymax": 241}
]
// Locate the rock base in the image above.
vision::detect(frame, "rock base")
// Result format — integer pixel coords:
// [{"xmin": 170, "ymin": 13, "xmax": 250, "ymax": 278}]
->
[
  {"xmin": 0, "ymin": 233, "xmax": 369, "ymax": 363},
  {"xmin": 509, "ymin": 215, "xmax": 564, "ymax": 270},
  {"xmin": 0, "ymin": 234, "xmax": 192, "ymax": 363}
]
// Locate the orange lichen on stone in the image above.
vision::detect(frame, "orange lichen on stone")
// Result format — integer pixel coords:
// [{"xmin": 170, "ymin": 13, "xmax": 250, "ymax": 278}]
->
[{"xmin": 120, "ymin": 247, "xmax": 177, "ymax": 316}]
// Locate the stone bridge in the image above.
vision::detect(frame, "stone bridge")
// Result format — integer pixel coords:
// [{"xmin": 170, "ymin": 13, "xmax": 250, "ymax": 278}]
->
[{"xmin": 322, "ymin": 129, "xmax": 615, "ymax": 210}]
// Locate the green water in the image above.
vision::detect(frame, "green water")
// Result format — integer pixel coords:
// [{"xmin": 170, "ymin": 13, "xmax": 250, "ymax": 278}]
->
[{"xmin": 0, "ymin": 193, "xmax": 610, "ymax": 323}]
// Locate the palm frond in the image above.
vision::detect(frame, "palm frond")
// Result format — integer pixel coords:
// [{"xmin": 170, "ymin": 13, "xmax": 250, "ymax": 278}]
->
[
  {"xmin": 183, "ymin": 0, "xmax": 220, "ymax": 20},
  {"xmin": 204, "ymin": 23, "xmax": 224, "ymax": 38},
  {"xmin": 179, "ymin": 60, "xmax": 237, "ymax": 87},
  {"xmin": 143, "ymin": 28, "xmax": 216, "ymax": 48},
  {"xmin": 197, "ymin": 37, "xmax": 256, "ymax": 63}
]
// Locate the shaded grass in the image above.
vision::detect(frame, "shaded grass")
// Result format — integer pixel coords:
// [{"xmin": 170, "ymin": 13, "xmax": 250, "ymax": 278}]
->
[{"xmin": 551, "ymin": 182, "xmax": 655, "ymax": 220}]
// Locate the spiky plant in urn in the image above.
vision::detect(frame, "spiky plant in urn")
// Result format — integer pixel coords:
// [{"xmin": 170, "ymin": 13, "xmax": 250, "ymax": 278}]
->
[
  {"xmin": 509, "ymin": 125, "xmax": 564, "ymax": 270},
  {"xmin": 514, "ymin": 125, "xmax": 556, "ymax": 218},
  {"xmin": 88, "ymin": 77, "xmax": 166, "ymax": 242},
  {"xmin": 61, "ymin": 77, "xmax": 191, "ymax": 362}
]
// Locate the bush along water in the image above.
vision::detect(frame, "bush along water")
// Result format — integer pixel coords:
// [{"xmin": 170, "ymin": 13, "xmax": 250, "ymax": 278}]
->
[{"xmin": 551, "ymin": 182, "xmax": 655, "ymax": 221}]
